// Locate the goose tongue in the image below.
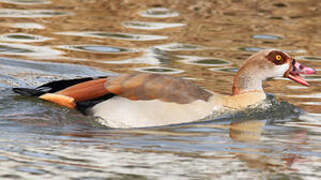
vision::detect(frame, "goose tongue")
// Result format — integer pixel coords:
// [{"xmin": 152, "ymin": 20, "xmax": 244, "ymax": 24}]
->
[{"xmin": 287, "ymin": 60, "xmax": 315, "ymax": 86}]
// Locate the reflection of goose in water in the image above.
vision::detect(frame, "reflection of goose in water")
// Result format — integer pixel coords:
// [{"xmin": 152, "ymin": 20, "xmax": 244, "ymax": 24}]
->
[
  {"xmin": 13, "ymin": 49, "xmax": 315, "ymax": 128},
  {"xmin": 229, "ymin": 119, "xmax": 307, "ymax": 170}
]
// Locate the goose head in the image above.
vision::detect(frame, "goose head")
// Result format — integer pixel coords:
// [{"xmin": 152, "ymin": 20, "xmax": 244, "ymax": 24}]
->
[{"xmin": 232, "ymin": 49, "xmax": 315, "ymax": 95}]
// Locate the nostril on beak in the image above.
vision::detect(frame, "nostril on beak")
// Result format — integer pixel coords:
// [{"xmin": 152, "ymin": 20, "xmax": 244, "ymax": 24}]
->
[
  {"xmin": 292, "ymin": 59, "xmax": 296, "ymax": 66},
  {"xmin": 292, "ymin": 59, "xmax": 296, "ymax": 71},
  {"xmin": 292, "ymin": 59, "xmax": 316, "ymax": 75}
]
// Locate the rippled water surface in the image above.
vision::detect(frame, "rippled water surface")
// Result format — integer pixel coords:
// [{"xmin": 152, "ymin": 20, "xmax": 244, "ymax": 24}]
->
[{"xmin": 0, "ymin": 0, "xmax": 320, "ymax": 179}]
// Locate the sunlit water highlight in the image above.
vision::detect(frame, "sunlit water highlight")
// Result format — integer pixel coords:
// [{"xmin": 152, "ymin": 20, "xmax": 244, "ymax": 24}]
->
[
  {"xmin": 138, "ymin": 8, "xmax": 180, "ymax": 18},
  {"xmin": 122, "ymin": 21, "xmax": 185, "ymax": 30},
  {"xmin": 56, "ymin": 31, "xmax": 168, "ymax": 41},
  {"xmin": 0, "ymin": 9, "xmax": 71, "ymax": 18},
  {"xmin": 0, "ymin": 33, "xmax": 52, "ymax": 43}
]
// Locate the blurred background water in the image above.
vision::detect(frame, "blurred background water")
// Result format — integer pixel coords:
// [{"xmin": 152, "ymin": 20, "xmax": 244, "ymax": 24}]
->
[{"xmin": 0, "ymin": 0, "xmax": 320, "ymax": 179}]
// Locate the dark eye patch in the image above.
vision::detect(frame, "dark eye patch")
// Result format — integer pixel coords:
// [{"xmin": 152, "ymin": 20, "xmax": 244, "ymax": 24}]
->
[{"xmin": 267, "ymin": 50, "xmax": 287, "ymax": 65}]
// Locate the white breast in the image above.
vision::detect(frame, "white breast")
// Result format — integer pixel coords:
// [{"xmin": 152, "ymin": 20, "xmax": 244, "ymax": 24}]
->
[{"xmin": 90, "ymin": 96, "xmax": 219, "ymax": 128}]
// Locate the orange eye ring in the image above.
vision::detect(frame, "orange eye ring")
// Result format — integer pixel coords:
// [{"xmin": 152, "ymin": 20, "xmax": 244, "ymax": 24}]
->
[{"xmin": 275, "ymin": 55, "xmax": 282, "ymax": 61}]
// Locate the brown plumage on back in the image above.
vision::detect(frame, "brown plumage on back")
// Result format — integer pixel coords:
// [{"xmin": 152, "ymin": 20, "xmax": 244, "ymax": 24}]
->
[
  {"xmin": 37, "ymin": 73, "xmax": 212, "ymax": 109},
  {"xmin": 105, "ymin": 73, "xmax": 212, "ymax": 104}
]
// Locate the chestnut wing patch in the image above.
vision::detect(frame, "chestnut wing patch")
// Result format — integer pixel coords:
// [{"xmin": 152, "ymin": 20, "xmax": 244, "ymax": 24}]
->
[
  {"xmin": 13, "ymin": 74, "xmax": 212, "ymax": 112},
  {"xmin": 105, "ymin": 73, "xmax": 212, "ymax": 104},
  {"xmin": 57, "ymin": 78, "xmax": 109, "ymax": 102},
  {"xmin": 13, "ymin": 77, "xmax": 112, "ymax": 111}
]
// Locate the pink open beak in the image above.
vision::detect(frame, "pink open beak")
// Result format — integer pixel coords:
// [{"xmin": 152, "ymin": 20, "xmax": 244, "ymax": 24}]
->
[{"xmin": 287, "ymin": 60, "xmax": 316, "ymax": 86}]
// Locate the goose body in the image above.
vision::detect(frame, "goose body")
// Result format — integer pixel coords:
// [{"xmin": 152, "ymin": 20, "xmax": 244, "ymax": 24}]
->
[{"xmin": 13, "ymin": 49, "xmax": 315, "ymax": 128}]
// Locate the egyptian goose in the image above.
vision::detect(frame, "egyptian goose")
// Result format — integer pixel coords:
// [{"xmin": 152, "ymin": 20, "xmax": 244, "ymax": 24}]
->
[{"xmin": 13, "ymin": 49, "xmax": 315, "ymax": 128}]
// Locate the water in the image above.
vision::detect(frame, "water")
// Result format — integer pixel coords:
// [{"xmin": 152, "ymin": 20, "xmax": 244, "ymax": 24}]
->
[{"xmin": 0, "ymin": 0, "xmax": 320, "ymax": 179}]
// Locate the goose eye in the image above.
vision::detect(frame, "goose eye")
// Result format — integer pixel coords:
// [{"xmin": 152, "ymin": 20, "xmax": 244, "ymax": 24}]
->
[{"xmin": 275, "ymin": 55, "xmax": 282, "ymax": 61}]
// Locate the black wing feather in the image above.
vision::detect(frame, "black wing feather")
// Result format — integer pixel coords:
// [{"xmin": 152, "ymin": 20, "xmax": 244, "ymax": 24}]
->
[{"xmin": 13, "ymin": 76, "xmax": 107, "ymax": 97}]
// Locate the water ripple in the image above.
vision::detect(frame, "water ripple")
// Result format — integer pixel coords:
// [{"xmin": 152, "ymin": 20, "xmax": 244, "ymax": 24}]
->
[
  {"xmin": 299, "ymin": 112, "xmax": 321, "ymax": 122},
  {"xmin": 134, "ymin": 66, "xmax": 184, "ymax": 74},
  {"xmin": 56, "ymin": 31, "xmax": 168, "ymax": 41},
  {"xmin": 301, "ymin": 102, "xmax": 321, "ymax": 106},
  {"xmin": 0, "ymin": 0, "xmax": 50, "ymax": 5},
  {"xmin": 252, "ymin": 34, "xmax": 283, "ymax": 40},
  {"xmin": 239, "ymin": 47, "xmax": 265, "ymax": 52},
  {"xmin": 57, "ymin": 45, "xmax": 136, "ymax": 54},
  {"xmin": 209, "ymin": 67, "xmax": 239, "ymax": 73},
  {"xmin": 0, "ymin": 33, "xmax": 52, "ymax": 43},
  {"xmin": 303, "ymin": 75, "xmax": 321, "ymax": 81},
  {"xmin": 283, "ymin": 93, "xmax": 321, "ymax": 98},
  {"xmin": 286, "ymin": 85, "xmax": 308, "ymax": 90},
  {"xmin": 101, "ymin": 48, "xmax": 163, "ymax": 65},
  {"xmin": 15, "ymin": 166, "xmax": 48, "ymax": 175},
  {"xmin": 154, "ymin": 43, "xmax": 206, "ymax": 51},
  {"xmin": 298, "ymin": 56, "xmax": 321, "ymax": 61},
  {"xmin": 0, "ymin": 9, "xmax": 71, "ymax": 18},
  {"xmin": 239, "ymin": 47, "xmax": 307, "ymax": 54},
  {"xmin": 138, "ymin": 8, "xmax": 179, "ymax": 18},
  {"xmin": 0, "ymin": 43, "xmax": 62, "ymax": 58},
  {"xmin": 4, "ymin": 22, "xmax": 45, "ymax": 29},
  {"xmin": 122, "ymin": 21, "xmax": 185, "ymax": 30},
  {"xmin": 0, "ymin": 57, "xmax": 108, "ymax": 85},
  {"xmin": 179, "ymin": 56, "xmax": 231, "ymax": 66}
]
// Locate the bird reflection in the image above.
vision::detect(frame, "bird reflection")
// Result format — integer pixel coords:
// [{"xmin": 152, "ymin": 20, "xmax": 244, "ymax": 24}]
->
[{"xmin": 229, "ymin": 119, "xmax": 307, "ymax": 170}]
